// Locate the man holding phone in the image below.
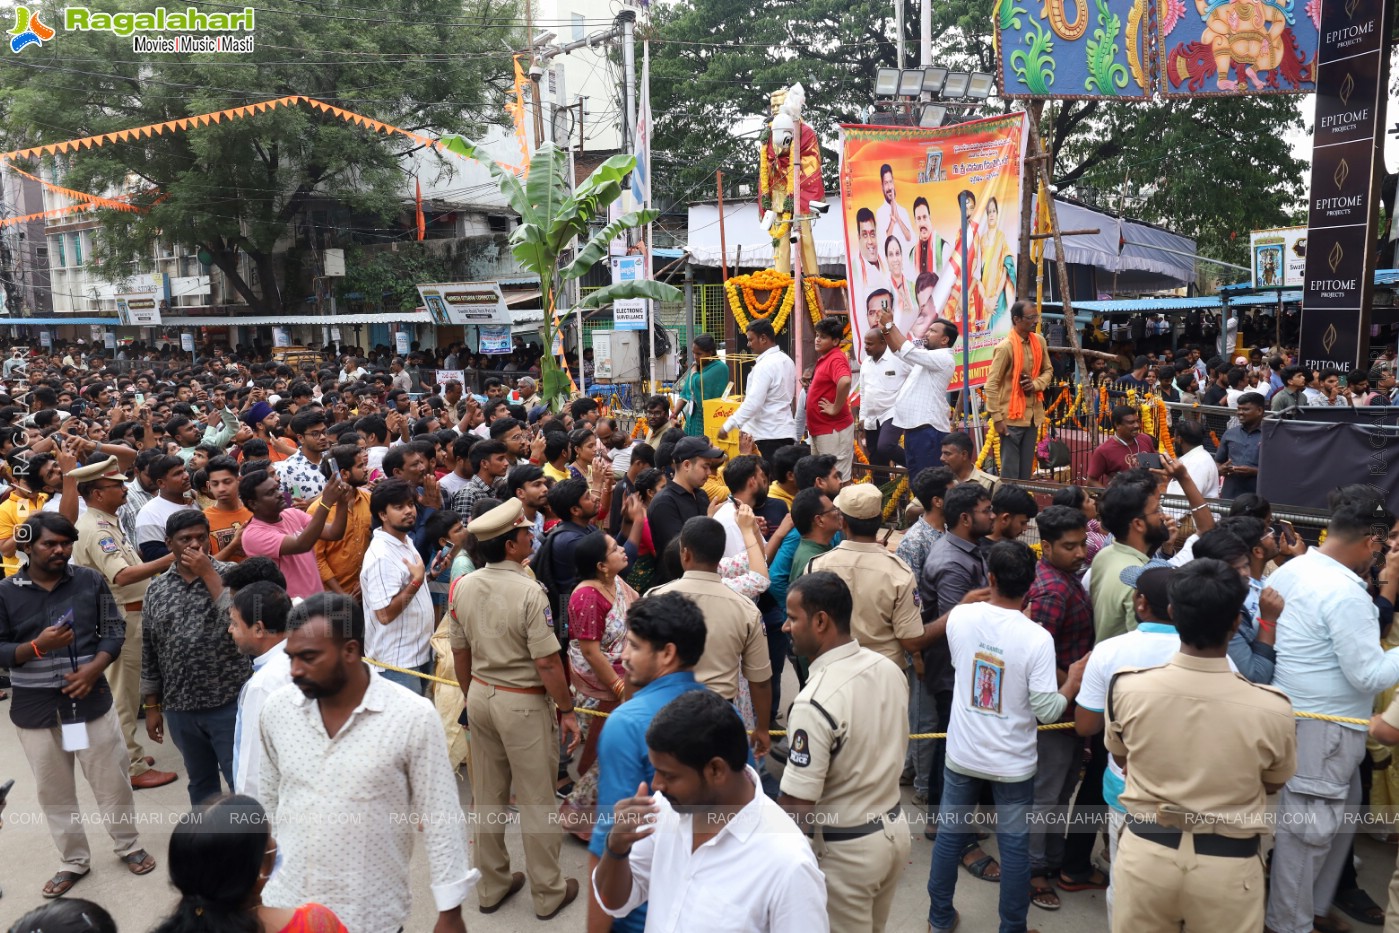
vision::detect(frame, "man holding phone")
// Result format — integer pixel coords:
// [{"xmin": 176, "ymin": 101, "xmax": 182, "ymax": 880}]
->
[
  {"xmin": 1086, "ymin": 406, "xmax": 1159, "ymax": 487},
  {"xmin": 1215, "ymin": 393, "xmax": 1264, "ymax": 499}
]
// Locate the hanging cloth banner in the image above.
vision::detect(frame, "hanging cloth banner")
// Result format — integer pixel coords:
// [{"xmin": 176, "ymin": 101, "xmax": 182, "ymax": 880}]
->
[{"xmin": 839, "ymin": 112, "xmax": 1027, "ymax": 390}]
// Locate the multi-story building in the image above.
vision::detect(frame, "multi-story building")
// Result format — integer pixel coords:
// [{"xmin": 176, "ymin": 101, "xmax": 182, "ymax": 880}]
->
[{"xmin": 0, "ymin": 166, "xmax": 53, "ymax": 317}]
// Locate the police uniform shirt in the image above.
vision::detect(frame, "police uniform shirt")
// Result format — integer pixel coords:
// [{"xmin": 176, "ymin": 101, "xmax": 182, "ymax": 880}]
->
[
  {"xmin": 72, "ymin": 506, "xmax": 149, "ymax": 606},
  {"xmin": 648, "ymin": 571, "xmax": 771, "ymax": 701},
  {"xmin": 447, "ymin": 560, "xmax": 560, "ymax": 689},
  {"xmin": 780, "ymin": 641, "xmax": 910, "ymax": 829},
  {"xmin": 808, "ymin": 542, "xmax": 923, "ymax": 670},
  {"xmin": 1106, "ymin": 652, "xmax": 1296, "ymax": 836}
]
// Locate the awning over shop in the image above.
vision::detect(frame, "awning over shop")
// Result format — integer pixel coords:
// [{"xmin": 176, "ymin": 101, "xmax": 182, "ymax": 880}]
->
[
  {"xmin": 1218, "ymin": 269, "xmax": 1399, "ymax": 296},
  {"xmin": 2, "ymin": 317, "xmax": 122, "ymax": 326},
  {"xmin": 1035, "ymin": 197, "xmax": 1197, "ymax": 292},
  {"xmin": 1042, "ymin": 296, "xmax": 1219, "ymax": 315},
  {"xmin": 164, "ymin": 312, "xmax": 432, "ymax": 326}
]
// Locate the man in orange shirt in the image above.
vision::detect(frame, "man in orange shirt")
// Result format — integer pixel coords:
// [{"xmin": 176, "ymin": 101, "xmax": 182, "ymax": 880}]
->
[
  {"xmin": 203, "ymin": 456, "xmax": 252, "ymax": 562},
  {"xmin": 313, "ymin": 444, "xmax": 373, "ymax": 598}
]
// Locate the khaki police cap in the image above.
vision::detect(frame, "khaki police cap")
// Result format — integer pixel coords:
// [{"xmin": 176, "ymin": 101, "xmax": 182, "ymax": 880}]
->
[
  {"xmin": 68, "ymin": 455, "xmax": 124, "ymax": 483},
  {"xmin": 833, "ymin": 483, "xmax": 882, "ymax": 520},
  {"xmin": 466, "ymin": 497, "xmax": 531, "ymax": 541}
]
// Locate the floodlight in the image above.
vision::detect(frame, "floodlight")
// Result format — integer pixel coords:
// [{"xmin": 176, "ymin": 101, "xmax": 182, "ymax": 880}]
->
[
  {"xmin": 898, "ymin": 69, "xmax": 924, "ymax": 97},
  {"xmin": 942, "ymin": 72, "xmax": 970, "ymax": 98},
  {"xmin": 922, "ymin": 67, "xmax": 948, "ymax": 95},
  {"xmin": 919, "ymin": 104, "xmax": 948, "ymax": 127},
  {"xmin": 874, "ymin": 68, "xmax": 901, "ymax": 96},
  {"xmin": 966, "ymin": 72, "xmax": 995, "ymax": 100}
]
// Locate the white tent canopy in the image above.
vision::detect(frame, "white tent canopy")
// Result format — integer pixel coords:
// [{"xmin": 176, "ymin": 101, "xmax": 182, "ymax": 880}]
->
[{"xmin": 686, "ymin": 195, "xmax": 1197, "ymax": 290}]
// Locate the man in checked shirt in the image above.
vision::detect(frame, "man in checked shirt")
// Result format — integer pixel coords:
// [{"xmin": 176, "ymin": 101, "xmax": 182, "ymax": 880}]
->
[{"xmin": 1023, "ymin": 504, "xmax": 1103, "ymax": 906}]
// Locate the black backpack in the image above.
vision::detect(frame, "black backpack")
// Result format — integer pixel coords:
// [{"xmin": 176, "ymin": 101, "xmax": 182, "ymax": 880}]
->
[{"xmin": 533, "ymin": 522, "xmax": 593, "ymax": 640}]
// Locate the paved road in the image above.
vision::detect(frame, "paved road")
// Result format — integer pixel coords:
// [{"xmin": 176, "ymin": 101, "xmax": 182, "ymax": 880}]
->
[{"xmin": 1, "ymin": 695, "xmax": 1396, "ymax": 931}]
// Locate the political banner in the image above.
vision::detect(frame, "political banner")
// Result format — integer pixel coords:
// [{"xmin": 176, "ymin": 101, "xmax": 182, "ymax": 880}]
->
[
  {"xmin": 1250, "ymin": 226, "xmax": 1306, "ymax": 288},
  {"xmin": 479, "ymin": 326, "xmax": 512, "ymax": 354},
  {"xmin": 839, "ymin": 113, "xmax": 1027, "ymax": 390}
]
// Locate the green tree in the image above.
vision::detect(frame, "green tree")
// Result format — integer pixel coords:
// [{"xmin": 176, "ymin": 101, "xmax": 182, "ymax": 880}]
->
[
  {"xmin": 648, "ymin": 0, "xmax": 1304, "ymax": 279},
  {"xmin": 1048, "ymin": 95, "xmax": 1306, "ymax": 275},
  {"xmin": 440, "ymin": 139, "xmax": 682, "ymax": 409},
  {"xmin": 0, "ymin": 0, "xmax": 520, "ymax": 315}
]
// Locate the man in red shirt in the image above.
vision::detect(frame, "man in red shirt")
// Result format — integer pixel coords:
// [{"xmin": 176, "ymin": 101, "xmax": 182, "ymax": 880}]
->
[
  {"xmin": 807, "ymin": 316, "xmax": 855, "ymax": 481},
  {"xmin": 1086, "ymin": 405, "xmax": 1158, "ymax": 487}
]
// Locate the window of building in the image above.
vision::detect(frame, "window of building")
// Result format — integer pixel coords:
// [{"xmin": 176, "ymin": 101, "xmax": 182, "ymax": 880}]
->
[
  {"xmin": 572, "ymin": 12, "xmax": 585, "ymax": 40},
  {"xmin": 53, "ymin": 234, "xmax": 65, "ymax": 268},
  {"xmin": 488, "ymin": 215, "xmax": 510, "ymax": 233},
  {"xmin": 70, "ymin": 232, "xmax": 82, "ymax": 266}
]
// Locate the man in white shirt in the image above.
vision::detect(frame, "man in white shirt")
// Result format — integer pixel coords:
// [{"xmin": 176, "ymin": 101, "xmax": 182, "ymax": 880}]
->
[
  {"xmin": 711, "ymin": 453, "xmax": 766, "ymax": 558},
  {"xmin": 260, "ymin": 591, "xmax": 479, "ymax": 933},
  {"xmin": 718, "ymin": 319, "xmax": 797, "ymax": 462},
  {"xmin": 858, "ymin": 326, "xmax": 910, "ymax": 469},
  {"xmin": 338, "ymin": 356, "xmax": 369, "ymax": 383},
  {"xmin": 874, "ymin": 163, "xmax": 914, "ymax": 258},
  {"xmin": 360, "ymin": 478, "xmax": 436, "ymax": 696},
  {"xmin": 928, "ymin": 539, "xmax": 1087, "ymax": 933},
  {"xmin": 1165, "ymin": 419, "xmax": 1220, "ymax": 502},
  {"xmin": 133, "ymin": 455, "xmax": 194, "ymax": 560},
  {"xmin": 594, "ymin": 688, "xmax": 830, "ymax": 932},
  {"xmin": 226, "ymin": 579, "xmax": 293, "ymax": 800},
  {"xmin": 879, "ymin": 307, "xmax": 957, "ymax": 481}
]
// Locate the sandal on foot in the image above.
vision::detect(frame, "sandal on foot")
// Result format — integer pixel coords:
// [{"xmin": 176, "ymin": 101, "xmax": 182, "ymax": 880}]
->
[
  {"xmin": 960, "ymin": 848, "xmax": 1001, "ymax": 882},
  {"xmin": 122, "ymin": 849, "xmax": 156, "ymax": 875},
  {"xmin": 1058, "ymin": 867, "xmax": 1109, "ymax": 892},
  {"xmin": 42, "ymin": 870, "xmax": 88, "ymax": 899},
  {"xmin": 1334, "ymin": 888, "xmax": 1384, "ymax": 927},
  {"xmin": 1030, "ymin": 882, "xmax": 1061, "ymax": 910}
]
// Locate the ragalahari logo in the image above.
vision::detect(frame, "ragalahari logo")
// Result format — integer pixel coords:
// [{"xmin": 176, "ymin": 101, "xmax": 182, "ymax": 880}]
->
[{"xmin": 10, "ymin": 6, "xmax": 56, "ymax": 53}]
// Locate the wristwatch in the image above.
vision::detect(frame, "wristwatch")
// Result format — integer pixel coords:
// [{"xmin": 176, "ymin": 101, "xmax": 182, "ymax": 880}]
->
[{"xmin": 881, "ymin": 323, "xmax": 892, "ymax": 334}]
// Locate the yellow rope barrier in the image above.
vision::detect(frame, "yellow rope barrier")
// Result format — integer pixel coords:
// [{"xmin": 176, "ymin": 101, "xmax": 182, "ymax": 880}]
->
[{"xmin": 365, "ymin": 658, "xmax": 1373, "ymax": 738}]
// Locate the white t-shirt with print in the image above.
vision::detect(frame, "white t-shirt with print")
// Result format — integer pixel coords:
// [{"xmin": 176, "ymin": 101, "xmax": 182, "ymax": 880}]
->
[{"xmin": 945, "ymin": 602, "xmax": 1059, "ymax": 782}]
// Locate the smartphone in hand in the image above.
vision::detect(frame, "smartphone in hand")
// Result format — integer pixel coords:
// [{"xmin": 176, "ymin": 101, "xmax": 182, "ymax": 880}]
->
[{"xmin": 1137, "ymin": 451, "xmax": 1163, "ymax": 471}]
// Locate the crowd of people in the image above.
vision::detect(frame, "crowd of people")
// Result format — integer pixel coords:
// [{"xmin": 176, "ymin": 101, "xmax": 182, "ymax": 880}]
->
[{"xmin": 0, "ymin": 309, "xmax": 1398, "ymax": 933}]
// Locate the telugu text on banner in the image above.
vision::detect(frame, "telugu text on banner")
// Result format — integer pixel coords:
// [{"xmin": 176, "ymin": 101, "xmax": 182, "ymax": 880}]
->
[{"xmin": 839, "ymin": 113, "xmax": 1027, "ymax": 390}]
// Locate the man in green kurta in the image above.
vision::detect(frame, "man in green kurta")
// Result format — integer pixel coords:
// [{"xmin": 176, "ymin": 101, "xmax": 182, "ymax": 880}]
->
[{"xmin": 674, "ymin": 333, "xmax": 731, "ymax": 437}]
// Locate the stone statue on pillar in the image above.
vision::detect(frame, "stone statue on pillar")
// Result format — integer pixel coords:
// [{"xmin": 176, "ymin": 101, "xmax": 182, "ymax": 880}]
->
[{"xmin": 758, "ymin": 83, "xmax": 827, "ymax": 276}]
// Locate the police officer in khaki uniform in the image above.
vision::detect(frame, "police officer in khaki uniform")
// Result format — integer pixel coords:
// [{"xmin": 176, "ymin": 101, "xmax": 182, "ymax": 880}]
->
[
  {"xmin": 779, "ymin": 570, "xmax": 911, "ymax": 933},
  {"xmin": 648, "ymin": 515, "xmax": 774, "ymax": 757},
  {"xmin": 807, "ymin": 484, "xmax": 930, "ymax": 670},
  {"xmin": 1106, "ymin": 557, "xmax": 1295, "ymax": 933},
  {"xmin": 448, "ymin": 497, "xmax": 582, "ymax": 920},
  {"xmin": 68, "ymin": 456, "xmax": 178, "ymax": 790}
]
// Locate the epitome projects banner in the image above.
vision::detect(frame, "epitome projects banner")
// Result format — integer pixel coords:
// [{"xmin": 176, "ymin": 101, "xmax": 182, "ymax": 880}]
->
[{"xmin": 839, "ymin": 113, "xmax": 1026, "ymax": 390}]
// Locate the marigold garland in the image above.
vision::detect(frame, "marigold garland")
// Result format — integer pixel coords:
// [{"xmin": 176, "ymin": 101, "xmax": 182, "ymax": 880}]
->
[
  {"xmin": 725, "ymin": 271, "xmax": 848, "ymax": 336},
  {"xmin": 975, "ymin": 430, "xmax": 1001, "ymax": 471},
  {"xmin": 883, "ymin": 477, "xmax": 909, "ymax": 521},
  {"xmin": 724, "ymin": 270, "xmax": 797, "ymax": 334}
]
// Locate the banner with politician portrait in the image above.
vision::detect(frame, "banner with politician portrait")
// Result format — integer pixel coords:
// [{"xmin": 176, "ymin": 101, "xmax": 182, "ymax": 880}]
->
[{"xmin": 839, "ymin": 113, "xmax": 1027, "ymax": 389}]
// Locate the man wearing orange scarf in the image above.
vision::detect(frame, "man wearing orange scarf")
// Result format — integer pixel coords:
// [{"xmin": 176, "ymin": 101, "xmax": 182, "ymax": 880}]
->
[{"xmin": 984, "ymin": 301, "xmax": 1054, "ymax": 480}]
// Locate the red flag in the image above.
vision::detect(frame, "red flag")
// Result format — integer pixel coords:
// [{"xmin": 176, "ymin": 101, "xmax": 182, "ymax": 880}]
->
[{"xmin": 415, "ymin": 179, "xmax": 425, "ymax": 241}]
